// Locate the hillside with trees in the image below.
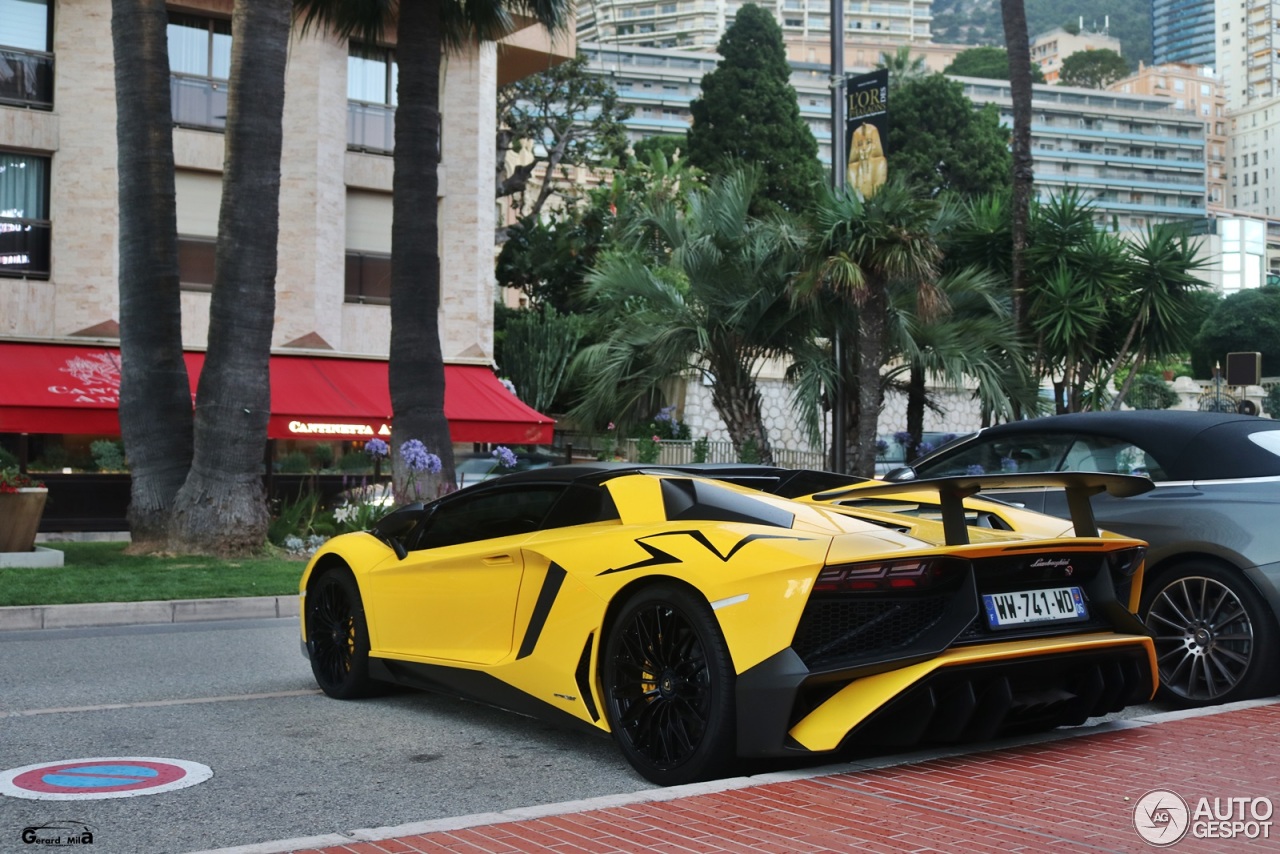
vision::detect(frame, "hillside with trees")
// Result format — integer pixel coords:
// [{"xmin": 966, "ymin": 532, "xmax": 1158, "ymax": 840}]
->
[{"xmin": 930, "ymin": 0, "xmax": 1153, "ymax": 67}]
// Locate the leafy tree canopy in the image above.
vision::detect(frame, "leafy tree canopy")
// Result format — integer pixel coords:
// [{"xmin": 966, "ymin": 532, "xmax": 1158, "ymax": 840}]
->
[
  {"xmin": 1191, "ymin": 285, "xmax": 1280, "ymax": 379},
  {"xmin": 944, "ymin": 46, "xmax": 1046, "ymax": 83},
  {"xmin": 1059, "ymin": 48, "xmax": 1131, "ymax": 88},
  {"xmin": 887, "ymin": 74, "xmax": 1011, "ymax": 198},
  {"xmin": 496, "ymin": 53, "xmax": 633, "ymax": 229},
  {"xmin": 686, "ymin": 4, "xmax": 823, "ymax": 214}
]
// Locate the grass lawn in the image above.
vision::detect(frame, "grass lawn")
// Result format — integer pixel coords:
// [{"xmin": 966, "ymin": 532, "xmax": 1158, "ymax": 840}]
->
[{"xmin": 0, "ymin": 542, "xmax": 305, "ymax": 607}]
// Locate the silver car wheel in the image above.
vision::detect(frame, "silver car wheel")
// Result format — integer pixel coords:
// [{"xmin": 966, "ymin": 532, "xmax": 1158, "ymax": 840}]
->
[{"xmin": 1145, "ymin": 575, "xmax": 1254, "ymax": 703}]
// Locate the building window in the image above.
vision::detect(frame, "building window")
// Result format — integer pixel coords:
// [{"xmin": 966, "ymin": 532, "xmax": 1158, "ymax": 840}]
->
[
  {"xmin": 177, "ymin": 236, "xmax": 215, "ymax": 291},
  {"xmin": 167, "ymin": 12, "xmax": 232, "ymax": 131},
  {"xmin": 0, "ymin": 0, "xmax": 54, "ymax": 109},
  {"xmin": 0, "ymin": 151, "xmax": 51, "ymax": 279},
  {"xmin": 348, "ymin": 43, "xmax": 397, "ymax": 152},
  {"xmin": 344, "ymin": 252, "xmax": 391, "ymax": 304}
]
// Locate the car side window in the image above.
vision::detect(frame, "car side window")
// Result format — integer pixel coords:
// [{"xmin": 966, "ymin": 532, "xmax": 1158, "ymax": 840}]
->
[
  {"xmin": 918, "ymin": 434, "xmax": 1074, "ymax": 476},
  {"xmin": 1060, "ymin": 437, "xmax": 1167, "ymax": 480},
  {"xmin": 414, "ymin": 486, "xmax": 566, "ymax": 550},
  {"xmin": 541, "ymin": 484, "xmax": 621, "ymax": 530}
]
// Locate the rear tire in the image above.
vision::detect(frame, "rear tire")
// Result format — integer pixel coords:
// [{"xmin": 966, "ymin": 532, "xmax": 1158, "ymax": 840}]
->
[
  {"xmin": 602, "ymin": 584, "xmax": 737, "ymax": 786},
  {"xmin": 1141, "ymin": 562, "xmax": 1280, "ymax": 707},
  {"xmin": 306, "ymin": 568, "xmax": 381, "ymax": 699}
]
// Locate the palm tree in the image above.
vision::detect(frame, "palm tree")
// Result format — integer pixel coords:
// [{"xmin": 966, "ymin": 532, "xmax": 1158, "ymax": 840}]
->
[
  {"xmin": 886, "ymin": 265, "xmax": 1036, "ymax": 459},
  {"xmin": 795, "ymin": 176, "xmax": 945, "ymax": 476},
  {"xmin": 1103, "ymin": 225, "xmax": 1211, "ymax": 408},
  {"xmin": 168, "ymin": 0, "xmax": 293, "ymax": 554},
  {"xmin": 111, "ymin": 0, "xmax": 193, "ymax": 552},
  {"xmin": 570, "ymin": 170, "xmax": 810, "ymax": 464},
  {"xmin": 1000, "ymin": 0, "xmax": 1035, "ymax": 333},
  {"xmin": 878, "ymin": 44, "xmax": 928, "ymax": 90},
  {"xmin": 294, "ymin": 0, "xmax": 572, "ymax": 500}
]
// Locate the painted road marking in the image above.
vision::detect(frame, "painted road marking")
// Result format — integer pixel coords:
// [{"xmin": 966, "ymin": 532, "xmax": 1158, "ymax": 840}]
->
[
  {"xmin": 5, "ymin": 688, "xmax": 322, "ymax": 717},
  {"xmin": 0, "ymin": 757, "xmax": 212, "ymax": 800}
]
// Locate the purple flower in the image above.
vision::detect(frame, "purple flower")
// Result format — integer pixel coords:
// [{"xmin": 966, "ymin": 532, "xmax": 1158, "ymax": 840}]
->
[
  {"xmin": 893, "ymin": 431, "xmax": 912, "ymax": 447},
  {"xmin": 1000, "ymin": 457, "xmax": 1018, "ymax": 472},
  {"xmin": 492, "ymin": 446, "xmax": 518, "ymax": 469},
  {"xmin": 966, "ymin": 464, "xmax": 985, "ymax": 475},
  {"xmin": 364, "ymin": 438, "xmax": 389, "ymax": 459},
  {"xmin": 401, "ymin": 439, "xmax": 442, "ymax": 474},
  {"xmin": 918, "ymin": 442, "xmax": 935, "ymax": 455},
  {"xmin": 875, "ymin": 439, "xmax": 889, "ymax": 456},
  {"xmin": 654, "ymin": 405, "xmax": 676, "ymax": 423}
]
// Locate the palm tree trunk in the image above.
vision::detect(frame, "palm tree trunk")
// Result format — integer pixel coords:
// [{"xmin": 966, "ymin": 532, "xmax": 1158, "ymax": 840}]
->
[
  {"xmin": 708, "ymin": 357, "xmax": 774, "ymax": 465},
  {"xmin": 851, "ymin": 289, "xmax": 888, "ymax": 476},
  {"xmin": 389, "ymin": 2, "xmax": 455, "ymax": 500},
  {"xmin": 170, "ymin": 0, "xmax": 290, "ymax": 555},
  {"xmin": 112, "ymin": 0, "xmax": 193, "ymax": 552},
  {"xmin": 1001, "ymin": 0, "xmax": 1034, "ymax": 338},
  {"xmin": 906, "ymin": 365, "xmax": 926, "ymax": 460}
]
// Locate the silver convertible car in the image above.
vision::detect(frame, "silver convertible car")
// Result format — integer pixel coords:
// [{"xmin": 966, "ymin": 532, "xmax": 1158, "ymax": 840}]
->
[{"xmin": 884, "ymin": 410, "xmax": 1280, "ymax": 708}]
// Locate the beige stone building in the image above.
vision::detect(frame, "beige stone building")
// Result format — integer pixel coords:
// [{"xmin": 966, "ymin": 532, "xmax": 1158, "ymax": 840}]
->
[
  {"xmin": 0, "ymin": 0, "xmax": 570, "ymax": 452},
  {"xmin": 1030, "ymin": 25, "xmax": 1122, "ymax": 85}
]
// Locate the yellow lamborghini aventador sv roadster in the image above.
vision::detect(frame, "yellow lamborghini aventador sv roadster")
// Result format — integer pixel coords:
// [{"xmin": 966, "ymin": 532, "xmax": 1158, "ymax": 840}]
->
[{"xmin": 300, "ymin": 463, "xmax": 1156, "ymax": 785}]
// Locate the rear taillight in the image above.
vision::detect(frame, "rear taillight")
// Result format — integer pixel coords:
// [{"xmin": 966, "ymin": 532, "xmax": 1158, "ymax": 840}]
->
[{"xmin": 814, "ymin": 557, "xmax": 966, "ymax": 594}]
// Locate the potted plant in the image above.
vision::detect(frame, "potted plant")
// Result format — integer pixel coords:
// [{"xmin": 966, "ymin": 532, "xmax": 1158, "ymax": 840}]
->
[{"xmin": 0, "ymin": 467, "xmax": 48, "ymax": 553}]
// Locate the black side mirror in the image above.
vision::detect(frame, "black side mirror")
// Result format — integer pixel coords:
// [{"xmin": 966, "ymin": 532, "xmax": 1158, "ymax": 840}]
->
[
  {"xmin": 883, "ymin": 466, "xmax": 917, "ymax": 482},
  {"xmin": 371, "ymin": 502, "xmax": 426, "ymax": 560}
]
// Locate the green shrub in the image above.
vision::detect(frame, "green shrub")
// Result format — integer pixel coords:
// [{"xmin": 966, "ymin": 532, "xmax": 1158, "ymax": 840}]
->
[
  {"xmin": 1127, "ymin": 373, "xmax": 1179, "ymax": 411},
  {"xmin": 0, "ymin": 446, "xmax": 16, "ymax": 469},
  {"xmin": 692, "ymin": 436, "xmax": 709, "ymax": 464},
  {"xmin": 91, "ymin": 440, "xmax": 127, "ymax": 472},
  {"xmin": 737, "ymin": 438, "xmax": 760, "ymax": 464},
  {"xmin": 276, "ymin": 451, "xmax": 312, "ymax": 473},
  {"xmin": 268, "ymin": 492, "xmax": 335, "ymax": 544},
  {"xmin": 312, "ymin": 443, "xmax": 335, "ymax": 470},
  {"xmin": 338, "ymin": 453, "xmax": 373, "ymax": 473},
  {"xmin": 1264, "ymin": 384, "xmax": 1280, "ymax": 418}
]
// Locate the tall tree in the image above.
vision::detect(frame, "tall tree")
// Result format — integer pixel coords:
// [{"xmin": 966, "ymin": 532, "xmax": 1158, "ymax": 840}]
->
[
  {"xmin": 944, "ymin": 45, "xmax": 1045, "ymax": 83},
  {"xmin": 878, "ymin": 44, "xmax": 928, "ymax": 90},
  {"xmin": 111, "ymin": 0, "xmax": 194, "ymax": 553},
  {"xmin": 795, "ymin": 177, "xmax": 946, "ymax": 476},
  {"xmin": 169, "ymin": 0, "xmax": 293, "ymax": 554},
  {"xmin": 887, "ymin": 74, "xmax": 1011, "ymax": 199},
  {"xmin": 294, "ymin": 0, "xmax": 572, "ymax": 502},
  {"xmin": 1000, "ymin": 0, "xmax": 1035, "ymax": 335},
  {"xmin": 571, "ymin": 169, "xmax": 809, "ymax": 463},
  {"xmin": 1059, "ymin": 48, "xmax": 1131, "ymax": 89},
  {"xmin": 496, "ymin": 52, "xmax": 633, "ymax": 235},
  {"xmin": 685, "ymin": 4, "xmax": 822, "ymax": 214}
]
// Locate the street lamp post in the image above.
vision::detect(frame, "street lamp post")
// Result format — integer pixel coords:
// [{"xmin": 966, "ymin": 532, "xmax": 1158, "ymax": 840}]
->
[{"xmin": 830, "ymin": 0, "xmax": 847, "ymax": 473}]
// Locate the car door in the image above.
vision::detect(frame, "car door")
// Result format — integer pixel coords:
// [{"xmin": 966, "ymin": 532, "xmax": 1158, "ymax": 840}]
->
[{"xmin": 365, "ymin": 485, "xmax": 566, "ymax": 664}]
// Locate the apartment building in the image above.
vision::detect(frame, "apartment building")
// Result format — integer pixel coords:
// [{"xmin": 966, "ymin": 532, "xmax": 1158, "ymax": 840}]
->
[
  {"xmin": 576, "ymin": 0, "xmax": 932, "ymax": 52},
  {"xmin": 1029, "ymin": 25, "xmax": 1122, "ymax": 84},
  {"xmin": 1153, "ymin": 0, "xmax": 1216, "ymax": 67},
  {"xmin": 0, "ymin": 0, "xmax": 568, "ymax": 451},
  {"xmin": 583, "ymin": 43, "xmax": 1208, "ymax": 231}
]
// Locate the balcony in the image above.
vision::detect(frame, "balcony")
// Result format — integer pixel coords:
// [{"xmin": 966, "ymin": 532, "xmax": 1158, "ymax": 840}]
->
[
  {"xmin": 347, "ymin": 101, "xmax": 395, "ymax": 154},
  {"xmin": 0, "ymin": 46, "xmax": 54, "ymax": 110},
  {"xmin": 170, "ymin": 73, "xmax": 227, "ymax": 131},
  {"xmin": 0, "ymin": 219, "xmax": 51, "ymax": 278}
]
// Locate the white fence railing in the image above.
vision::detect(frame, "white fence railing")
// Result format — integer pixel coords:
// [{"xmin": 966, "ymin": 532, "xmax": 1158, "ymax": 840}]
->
[{"xmin": 618, "ymin": 438, "xmax": 827, "ymax": 469}]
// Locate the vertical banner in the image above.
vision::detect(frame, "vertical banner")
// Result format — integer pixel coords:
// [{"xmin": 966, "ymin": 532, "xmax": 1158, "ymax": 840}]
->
[{"xmin": 845, "ymin": 69, "xmax": 889, "ymax": 197}]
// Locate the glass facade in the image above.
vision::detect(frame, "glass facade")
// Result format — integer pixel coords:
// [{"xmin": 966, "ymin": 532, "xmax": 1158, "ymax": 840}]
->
[{"xmin": 1152, "ymin": 0, "xmax": 1216, "ymax": 67}]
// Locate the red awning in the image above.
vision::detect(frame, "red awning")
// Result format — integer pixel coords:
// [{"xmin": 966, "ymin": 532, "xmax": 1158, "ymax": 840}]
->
[{"xmin": 0, "ymin": 342, "xmax": 554, "ymax": 444}]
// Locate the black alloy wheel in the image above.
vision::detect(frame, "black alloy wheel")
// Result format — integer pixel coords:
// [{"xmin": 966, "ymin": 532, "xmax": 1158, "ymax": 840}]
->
[
  {"xmin": 603, "ymin": 584, "xmax": 736, "ymax": 786},
  {"xmin": 306, "ymin": 569, "xmax": 379, "ymax": 699},
  {"xmin": 1142, "ymin": 563, "xmax": 1279, "ymax": 707}
]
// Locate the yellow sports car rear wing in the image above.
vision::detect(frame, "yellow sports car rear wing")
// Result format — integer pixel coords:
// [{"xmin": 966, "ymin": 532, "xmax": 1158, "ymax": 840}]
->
[{"xmin": 811, "ymin": 472, "xmax": 1154, "ymax": 546}]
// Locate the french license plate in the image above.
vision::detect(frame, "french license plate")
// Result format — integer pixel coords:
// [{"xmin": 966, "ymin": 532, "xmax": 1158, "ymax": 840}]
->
[{"xmin": 983, "ymin": 586, "xmax": 1087, "ymax": 629}]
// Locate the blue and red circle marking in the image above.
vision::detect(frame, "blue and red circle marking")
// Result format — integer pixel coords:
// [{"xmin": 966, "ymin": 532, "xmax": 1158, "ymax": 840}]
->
[{"xmin": 0, "ymin": 757, "xmax": 212, "ymax": 801}]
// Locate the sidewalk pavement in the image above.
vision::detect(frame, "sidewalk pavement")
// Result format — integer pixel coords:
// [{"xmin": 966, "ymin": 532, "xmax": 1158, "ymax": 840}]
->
[
  {"xmin": 8, "ymin": 600, "xmax": 1277, "ymax": 853},
  {"xmin": 202, "ymin": 700, "xmax": 1280, "ymax": 854}
]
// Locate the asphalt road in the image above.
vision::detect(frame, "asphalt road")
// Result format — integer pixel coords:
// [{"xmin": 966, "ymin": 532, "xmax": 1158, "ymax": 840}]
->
[
  {"xmin": 0, "ymin": 618, "xmax": 651, "ymax": 854},
  {"xmin": 0, "ymin": 617, "xmax": 1171, "ymax": 854}
]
